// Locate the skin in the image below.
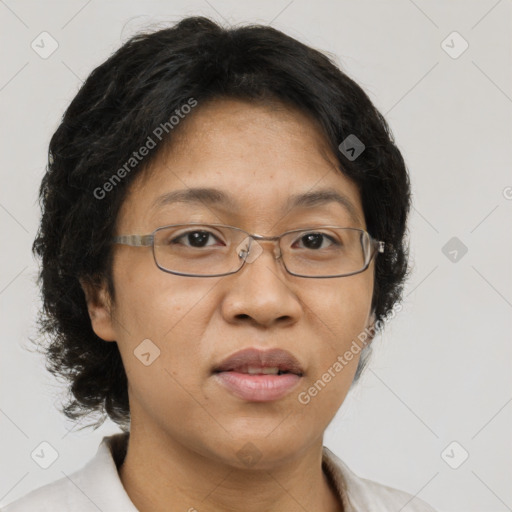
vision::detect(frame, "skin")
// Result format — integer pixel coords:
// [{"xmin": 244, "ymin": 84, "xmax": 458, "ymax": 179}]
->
[{"xmin": 81, "ymin": 98, "xmax": 377, "ymax": 512}]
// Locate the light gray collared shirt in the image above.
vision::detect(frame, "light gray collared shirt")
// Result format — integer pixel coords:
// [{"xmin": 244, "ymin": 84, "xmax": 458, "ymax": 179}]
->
[{"xmin": 2, "ymin": 433, "xmax": 437, "ymax": 511}]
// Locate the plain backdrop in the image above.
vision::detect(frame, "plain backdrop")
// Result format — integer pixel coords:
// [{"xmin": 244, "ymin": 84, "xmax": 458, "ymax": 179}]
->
[{"xmin": 1, "ymin": 1, "xmax": 511, "ymax": 511}]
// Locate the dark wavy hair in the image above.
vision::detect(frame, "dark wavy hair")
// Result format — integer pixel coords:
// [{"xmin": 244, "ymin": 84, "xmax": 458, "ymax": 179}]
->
[{"xmin": 32, "ymin": 16, "xmax": 411, "ymax": 431}]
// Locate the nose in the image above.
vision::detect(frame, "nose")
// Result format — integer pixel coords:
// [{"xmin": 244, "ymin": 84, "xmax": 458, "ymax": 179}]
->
[{"xmin": 220, "ymin": 239, "xmax": 302, "ymax": 328}]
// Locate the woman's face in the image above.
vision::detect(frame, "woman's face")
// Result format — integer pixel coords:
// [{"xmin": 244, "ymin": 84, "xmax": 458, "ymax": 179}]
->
[{"xmin": 90, "ymin": 98, "xmax": 375, "ymax": 468}]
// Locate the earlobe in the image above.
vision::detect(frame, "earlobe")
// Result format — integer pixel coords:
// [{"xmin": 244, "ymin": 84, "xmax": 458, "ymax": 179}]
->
[
  {"xmin": 368, "ymin": 310, "xmax": 376, "ymax": 329},
  {"xmin": 79, "ymin": 276, "xmax": 117, "ymax": 342},
  {"xmin": 364, "ymin": 309, "xmax": 378, "ymax": 346}
]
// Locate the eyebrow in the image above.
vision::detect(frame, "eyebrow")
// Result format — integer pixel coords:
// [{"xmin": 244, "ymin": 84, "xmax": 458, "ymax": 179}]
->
[
  {"xmin": 150, "ymin": 187, "xmax": 361, "ymax": 223},
  {"xmin": 285, "ymin": 189, "xmax": 361, "ymax": 224}
]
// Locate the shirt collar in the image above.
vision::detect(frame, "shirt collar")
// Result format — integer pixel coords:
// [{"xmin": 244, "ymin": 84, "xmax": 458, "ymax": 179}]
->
[{"xmin": 89, "ymin": 432, "xmax": 356, "ymax": 511}]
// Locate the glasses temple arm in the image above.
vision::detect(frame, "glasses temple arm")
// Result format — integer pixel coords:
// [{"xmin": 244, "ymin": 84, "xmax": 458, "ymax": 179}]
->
[{"xmin": 113, "ymin": 234, "xmax": 154, "ymax": 246}]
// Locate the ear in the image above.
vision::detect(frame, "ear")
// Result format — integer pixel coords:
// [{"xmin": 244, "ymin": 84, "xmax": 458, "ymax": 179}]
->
[
  {"xmin": 79, "ymin": 275, "xmax": 117, "ymax": 342},
  {"xmin": 364, "ymin": 309, "xmax": 378, "ymax": 347},
  {"xmin": 368, "ymin": 309, "xmax": 376, "ymax": 328}
]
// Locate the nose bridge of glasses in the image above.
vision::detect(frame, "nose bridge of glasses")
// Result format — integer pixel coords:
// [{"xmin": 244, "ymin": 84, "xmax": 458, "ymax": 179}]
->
[{"xmin": 235, "ymin": 233, "xmax": 282, "ymax": 264}]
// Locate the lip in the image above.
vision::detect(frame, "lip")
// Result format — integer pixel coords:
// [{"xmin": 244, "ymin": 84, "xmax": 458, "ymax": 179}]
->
[{"xmin": 212, "ymin": 348, "xmax": 304, "ymax": 402}]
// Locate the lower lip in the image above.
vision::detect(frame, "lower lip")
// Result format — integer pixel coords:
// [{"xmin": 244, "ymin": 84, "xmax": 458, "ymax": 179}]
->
[{"xmin": 214, "ymin": 372, "xmax": 302, "ymax": 402}]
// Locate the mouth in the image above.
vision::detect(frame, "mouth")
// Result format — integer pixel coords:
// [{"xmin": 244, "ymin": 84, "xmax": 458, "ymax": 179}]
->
[{"xmin": 212, "ymin": 348, "xmax": 304, "ymax": 402}]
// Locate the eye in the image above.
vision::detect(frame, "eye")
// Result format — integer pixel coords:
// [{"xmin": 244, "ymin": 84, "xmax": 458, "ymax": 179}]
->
[
  {"xmin": 292, "ymin": 232, "xmax": 340, "ymax": 250},
  {"xmin": 171, "ymin": 230, "xmax": 224, "ymax": 248}
]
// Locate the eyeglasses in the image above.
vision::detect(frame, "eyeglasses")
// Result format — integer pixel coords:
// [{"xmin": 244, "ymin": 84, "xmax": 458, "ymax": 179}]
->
[{"xmin": 112, "ymin": 223, "xmax": 385, "ymax": 278}]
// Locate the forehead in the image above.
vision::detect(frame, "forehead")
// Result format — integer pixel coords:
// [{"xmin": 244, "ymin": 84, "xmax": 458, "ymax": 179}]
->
[{"xmin": 118, "ymin": 98, "xmax": 364, "ymax": 230}]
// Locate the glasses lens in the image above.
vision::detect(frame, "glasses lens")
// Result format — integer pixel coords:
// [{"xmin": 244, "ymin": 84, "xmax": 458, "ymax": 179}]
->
[
  {"xmin": 153, "ymin": 224, "xmax": 245, "ymax": 276},
  {"xmin": 281, "ymin": 228, "xmax": 368, "ymax": 277}
]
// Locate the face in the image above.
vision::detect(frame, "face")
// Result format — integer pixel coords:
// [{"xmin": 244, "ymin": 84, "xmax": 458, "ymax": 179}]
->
[{"xmin": 86, "ymin": 98, "xmax": 376, "ymax": 469}]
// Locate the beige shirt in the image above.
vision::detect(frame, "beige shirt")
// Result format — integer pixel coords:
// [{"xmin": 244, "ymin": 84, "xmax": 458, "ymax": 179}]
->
[{"xmin": 2, "ymin": 433, "xmax": 437, "ymax": 511}]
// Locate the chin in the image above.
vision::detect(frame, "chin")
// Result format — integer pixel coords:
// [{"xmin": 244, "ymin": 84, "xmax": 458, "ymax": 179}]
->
[{"xmin": 208, "ymin": 425, "xmax": 315, "ymax": 469}]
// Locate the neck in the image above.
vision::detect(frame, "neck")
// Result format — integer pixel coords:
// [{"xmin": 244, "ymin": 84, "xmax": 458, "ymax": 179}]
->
[{"xmin": 118, "ymin": 425, "xmax": 343, "ymax": 512}]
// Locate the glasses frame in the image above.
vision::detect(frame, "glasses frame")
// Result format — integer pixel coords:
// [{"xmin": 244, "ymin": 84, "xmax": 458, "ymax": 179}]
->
[{"xmin": 112, "ymin": 223, "xmax": 385, "ymax": 279}]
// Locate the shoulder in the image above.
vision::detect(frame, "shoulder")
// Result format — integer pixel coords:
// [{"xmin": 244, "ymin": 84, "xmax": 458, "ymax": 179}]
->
[
  {"xmin": 322, "ymin": 446, "xmax": 438, "ymax": 512},
  {"xmin": 1, "ymin": 433, "xmax": 135, "ymax": 512},
  {"xmin": 1, "ymin": 475, "xmax": 86, "ymax": 512}
]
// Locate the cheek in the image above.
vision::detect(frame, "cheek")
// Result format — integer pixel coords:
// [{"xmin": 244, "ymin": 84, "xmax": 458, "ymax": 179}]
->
[
  {"xmin": 310, "ymin": 273, "xmax": 374, "ymax": 347},
  {"xmin": 111, "ymin": 250, "xmax": 211, "ymax": 342},
  {"xmin": 299, "ymin": 276, "xmax": 373, "ymax": 408},
  {"xmin": 110, "ymin": 257, "xmax": 219, "ymax": 406},
  {"xmin": 110, "ymin": 277, "xmax": 214, "ymax": 434}
]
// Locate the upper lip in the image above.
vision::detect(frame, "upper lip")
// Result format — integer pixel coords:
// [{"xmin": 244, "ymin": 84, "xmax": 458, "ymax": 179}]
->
[{"xmin": 213, "ymin": 348, "xmax": 304, "ymax": 376}]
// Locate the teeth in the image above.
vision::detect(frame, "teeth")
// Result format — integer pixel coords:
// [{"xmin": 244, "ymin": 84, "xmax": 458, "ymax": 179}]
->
[{"xmin": 246, "ymin": 366, "xmax": 280, "ymax": 375}]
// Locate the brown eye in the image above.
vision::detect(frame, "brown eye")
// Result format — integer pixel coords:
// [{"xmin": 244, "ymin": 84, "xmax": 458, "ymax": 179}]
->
[
  {"xmin": 293, "ymin": 232, "xmax": 339, "ymax": 250},
  {"xmin": 171, "ymin": 230, "xmax": 222, "ymax": 248}
]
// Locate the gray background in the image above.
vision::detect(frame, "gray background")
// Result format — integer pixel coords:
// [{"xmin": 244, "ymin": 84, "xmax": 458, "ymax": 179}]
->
[{"xmin": 1, "ymin": 1, "xmax": 511, "ymax": 511}]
